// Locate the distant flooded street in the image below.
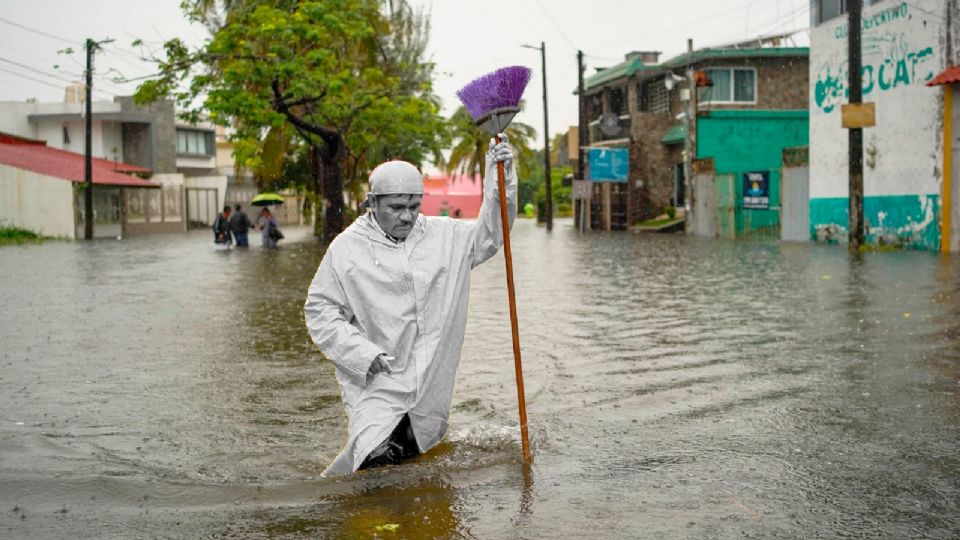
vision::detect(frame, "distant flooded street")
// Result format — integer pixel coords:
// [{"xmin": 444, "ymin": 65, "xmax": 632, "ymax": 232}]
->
[{"xmin": 2, "ymin": 219, "xmax": 959, "ymax": 538}]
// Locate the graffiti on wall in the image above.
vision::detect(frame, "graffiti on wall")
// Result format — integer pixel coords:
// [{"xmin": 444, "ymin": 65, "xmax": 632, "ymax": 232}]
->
[
  {"xmin": 813, "ymin": 3, "xmax": 936, "ymax": 113},
  {"xmin": 833, "ymin": 2, "xmax": 909, "ymax": 39},
  {"xmin": 811, "ymin": 195, "xmax": 939, "ymax": 249}
]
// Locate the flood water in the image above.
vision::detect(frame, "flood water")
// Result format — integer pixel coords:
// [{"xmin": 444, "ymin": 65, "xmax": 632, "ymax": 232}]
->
[{"xmin": 2, "ymin": 219, "xmax": 959, "ymax": 539}]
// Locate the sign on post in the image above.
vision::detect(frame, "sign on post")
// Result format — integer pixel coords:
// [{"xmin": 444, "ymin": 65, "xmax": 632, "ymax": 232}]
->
[
  {"xmin": 742, "ymin": 171, "xmax": 770, "ymax": 210},
  {"xmin": 588, "ymin": 148, "xmax": 628, "ymax": 182},
  {"xmin": 571, "ymin": 180, "xmax": 591, "ymax": 200},
  {"xmin": 841, "ymin": 102, "xmax": 876, "ymax": 129}
]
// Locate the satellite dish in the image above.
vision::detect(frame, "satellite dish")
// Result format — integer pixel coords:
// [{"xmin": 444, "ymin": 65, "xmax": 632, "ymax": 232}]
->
[{"xmin": 598, "ymin": 112, "xmax": 621, "ymax": 137}]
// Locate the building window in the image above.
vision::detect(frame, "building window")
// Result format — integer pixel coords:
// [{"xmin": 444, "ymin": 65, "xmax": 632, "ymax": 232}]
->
[
  {"xmin": 176, "ymin": 129, "xmax": 213, "ymax": 156},
  {"xmin": 609, "ymin": 87, "xmax": 625, "ymax": 116},
  {"xmin": 697, "ymin": 68, "xmax": 756, "ymax": 104},
  {"xmin": 639, "ymin": 78, "xmax": 668, "ymax": 114},
  {"xmin": 813, "ymin": 0, "xmax": 884, "ymax": 25},
  {"xmin": 815, "ymin": 0, "xmax": 846, "ymax": 24}
]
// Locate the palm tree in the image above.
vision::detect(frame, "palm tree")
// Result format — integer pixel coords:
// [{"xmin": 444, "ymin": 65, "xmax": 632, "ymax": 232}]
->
[{"xmin": 446, "ymin": 105, "xmax": 537, "ymax": 181}]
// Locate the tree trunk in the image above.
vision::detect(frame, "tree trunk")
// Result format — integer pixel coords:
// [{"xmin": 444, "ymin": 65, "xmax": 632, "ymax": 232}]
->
[
  {"xmin": 320, "ymin": 134, "xmax": 345, "ymax": 244},
  {"xmin": 310, "ymin": 142, "xmax": 324, "ymax": 239}
]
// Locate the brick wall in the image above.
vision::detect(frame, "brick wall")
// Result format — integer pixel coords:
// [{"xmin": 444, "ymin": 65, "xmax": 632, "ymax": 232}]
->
[
  {"xmin": 629, "ymin": 110, "xmax": 682, "ymax": 222},
  {"xmin": 586, "ymin": 54, "xmax": 808, "ymax": 225},
  {"xmin": 694, "ymin": 56, "xmax": 809, "ymax": 110}
]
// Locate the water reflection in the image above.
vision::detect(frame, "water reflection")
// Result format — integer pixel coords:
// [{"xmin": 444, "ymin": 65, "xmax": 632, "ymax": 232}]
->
[
  {"xmin": 246, "ymin": 477, "xmax": 465, "ymax": 539},
  {"xmin": 1, "ymin": 222, "xmax": 959, "ymax": 538}
]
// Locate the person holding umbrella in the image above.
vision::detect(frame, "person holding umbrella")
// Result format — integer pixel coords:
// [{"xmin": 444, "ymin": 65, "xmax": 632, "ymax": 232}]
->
[{"xmin": 251, "ymin": 193, "xmax": 284, "ymax": 249}]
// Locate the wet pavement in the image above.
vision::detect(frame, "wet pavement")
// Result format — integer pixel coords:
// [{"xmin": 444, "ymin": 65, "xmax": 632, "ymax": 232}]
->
[{"xmin": 1, "ymin": 219, "xmax": 959, "ymax": 539}]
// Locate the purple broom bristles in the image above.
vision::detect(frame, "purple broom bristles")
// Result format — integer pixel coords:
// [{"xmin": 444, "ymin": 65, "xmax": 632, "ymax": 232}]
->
[{"xmin": 456, "ymin": 65, "xmax": 533, "ymax": 121}]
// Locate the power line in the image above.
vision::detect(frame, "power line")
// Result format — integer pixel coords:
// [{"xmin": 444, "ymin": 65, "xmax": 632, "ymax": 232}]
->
[
  {"xmin": 105, "ymin": 45, "xmax": 156, "ymax": 71},
  {"xmin": 0, "ymin": 15, "xmax": 81, "ymax": 47},
  {"xmin": 0, "ymin": 66, "xmax": 67, "ymax": 91},
  {"xmin": 0, "ymin": 65, "xmax": 115, "ymax": 98},
  {"xmin": 0, "ymin": 56, "xmax": 77, "ymax": 84},
  {"xmin": 0, "ymin": 61, "xmax": 116, "ymax": 99},
  {"xmin": 529, "ymin": 0, "xmax": 577, "ymax": 51},
  {"xmin": 703, "ymin": 4, "xmax": 809, "ymax": 50},
  {"xmin": 0, "ymin": 54, "xmax": 130, "ymax": 96},
  {"xmin": 589, "ymin": 0, "xmax": 805, "ymax": 54}
]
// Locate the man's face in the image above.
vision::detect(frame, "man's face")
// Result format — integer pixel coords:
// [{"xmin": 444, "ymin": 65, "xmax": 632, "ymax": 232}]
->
[{"xmin": 374, "ymin": 194, "xmax": 422, "ymax": 239}]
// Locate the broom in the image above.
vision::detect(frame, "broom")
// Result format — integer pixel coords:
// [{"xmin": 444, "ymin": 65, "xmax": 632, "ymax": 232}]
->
[{"xmin": 457, "ymin": 65, "xmax": 533, "ymax": 465}]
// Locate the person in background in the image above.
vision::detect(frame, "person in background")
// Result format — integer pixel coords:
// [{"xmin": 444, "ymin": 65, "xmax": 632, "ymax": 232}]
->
[
  {"xmin": 258, "ymin": 207, "xmax": 280, "ymax": 249},
  {"xmin": 212, "ymin": 205, "xmax": 232, "ymax": 247},
  {"xmin": 228, "ymin": 204, "xmax": 252, "ymax": 248}
]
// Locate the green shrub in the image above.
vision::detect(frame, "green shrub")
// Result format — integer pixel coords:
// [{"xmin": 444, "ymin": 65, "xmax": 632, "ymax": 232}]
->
[{"xmin": 0, "ymin": 226, "xmax": 51, "ymax": 245}]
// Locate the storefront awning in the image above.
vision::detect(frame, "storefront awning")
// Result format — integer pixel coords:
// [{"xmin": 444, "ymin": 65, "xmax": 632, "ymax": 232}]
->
[
  {"xmin": 927, "ymin": 65, "xmax": 960, "ymax": 87},
  {"xmin": 660, "ymin": 123, "xmax": 686, "ymax": 145}
]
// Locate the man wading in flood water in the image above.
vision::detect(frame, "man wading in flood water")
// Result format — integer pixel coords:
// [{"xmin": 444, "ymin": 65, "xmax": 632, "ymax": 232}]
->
[{"xmin": 304, "ymin": 136, "xmax": 517, "ymax": 475}]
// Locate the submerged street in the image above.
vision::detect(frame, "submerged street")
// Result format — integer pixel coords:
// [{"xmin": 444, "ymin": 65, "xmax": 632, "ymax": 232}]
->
[{"xmin": 2, "ymin": 219, "xmax": 959, "ymax": 538}]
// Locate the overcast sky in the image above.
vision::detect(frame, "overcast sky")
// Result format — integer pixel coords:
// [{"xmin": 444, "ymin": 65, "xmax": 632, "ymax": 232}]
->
[{"xmin": 0, "ymin": 0, "xmax": 811, "ymax": 148}]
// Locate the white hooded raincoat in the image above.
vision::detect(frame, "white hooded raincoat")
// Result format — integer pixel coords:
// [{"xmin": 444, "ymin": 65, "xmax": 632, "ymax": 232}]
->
[{"xmin": 305, "ymin": 166, "xmax": 516, "ymax": 476}]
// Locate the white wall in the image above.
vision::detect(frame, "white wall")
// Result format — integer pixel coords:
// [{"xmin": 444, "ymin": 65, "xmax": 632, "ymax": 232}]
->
[
  {"xmin": 809, "ymin": 0, "xmax": 944, "ymax": 199},
  {"xmin": 177, "ymin": 155, "xmax": 217, "ymax": 171},
  {"xmin": 101, "ymin": 120, "xmax": 123, "ymax": 162},
  {"xmin": 0, "ymin": 163, "xmax": 76, "ymax": 238},
  {"xmin": 0, "ymin": 100, "xmax": 124, "ymax": 161},
  {"xmin": 0, "ymin": 102, "xmax": 38, "ymax": 138},
  {"xmin": 153, "ymin": 173, "xmax": 185, "ymax": 187},
  {"xmin": 184, "ymin": 175, "xmax": 228, "ymax": 211},
  {"xmin": 35, "ymin": 118, "xmax": 121, "ymax": 160}
]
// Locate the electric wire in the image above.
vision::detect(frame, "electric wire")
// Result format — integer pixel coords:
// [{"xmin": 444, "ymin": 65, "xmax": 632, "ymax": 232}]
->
[
  {"xmin": 0, "ymin": 15, "xmax": 81, "ymax": 47},
  {"xmin": 0, "ymin": 65, "xmax": 115, "ymax": 98},
  {"xmin": 528, "ymin": 0, "xmax": 577, "ymax": 51},
  {"xmin": 0, "ymin": 56, "xmax": 77, "ymax": 84},
  {"xmin": 590, "ymin": 0, "xmax": 808, "ymax": 54},
  {"xmin": 0, "ymin": 54, "xmax": 130, "ymax": 96}
]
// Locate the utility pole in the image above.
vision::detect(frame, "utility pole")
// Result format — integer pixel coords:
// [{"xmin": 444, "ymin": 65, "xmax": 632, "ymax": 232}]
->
[
  {"xmin": 577, "ymin": 49, "xmax": 588, "ymax": 232},
  {"xmin": 683, "ymin": 38, "xmax": 696, "ymax": 234},
  {"xmin": 81, "ymin": 37, "xmax": 113, "ymax": 240},
  {"xmin": 541, "ymin": 42, "xmax": 552, "ymax": 232},
  {"xmin": 83, "ymin": 38, "xmax": 94, "ymax": 240},
  {"xmin": 523, "ymin": 42, "xmax": 553, "ymax": 231},
  {"xmin": 847, "ymin": 1, "xmax": 865, "ymax": 251}
]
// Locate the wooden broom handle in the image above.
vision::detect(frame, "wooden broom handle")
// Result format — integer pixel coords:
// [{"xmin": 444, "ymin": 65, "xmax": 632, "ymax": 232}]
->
[{"xmin": 496, "ymin": 135, "xmax": 532, "ymax": 464}]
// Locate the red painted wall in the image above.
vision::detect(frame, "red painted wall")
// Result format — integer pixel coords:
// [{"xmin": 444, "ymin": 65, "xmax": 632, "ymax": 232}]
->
[{"xmin": 421, "ymin": 172, "xmax": 483, "ymax": 218}]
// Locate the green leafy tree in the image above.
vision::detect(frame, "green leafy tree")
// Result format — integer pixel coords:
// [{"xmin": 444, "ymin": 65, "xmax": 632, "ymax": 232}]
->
[
  {"xmin": 445, "ymin": 105, "xmax": 537, "ymax": 181},
  {"xmin": 536, "ymin": 164, "xmax": 573, "ymax": 218},
  {"xmin": 136, "ymin": 0, "xmax": 446, "ymax": 242}
]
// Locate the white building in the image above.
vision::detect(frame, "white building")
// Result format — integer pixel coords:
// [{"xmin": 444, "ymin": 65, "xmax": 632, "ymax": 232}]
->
[
  {"xmin": 808, "ymin": 0, "xmax": 956, "ymax": 251},
  {"xmin": 0, "ymin": 87, "xmax": 230, "ymax": 229}
]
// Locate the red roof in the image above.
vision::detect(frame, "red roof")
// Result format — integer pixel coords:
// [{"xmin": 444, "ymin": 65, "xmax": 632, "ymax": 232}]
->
[
  {"xmin": 927, "ymin": 65, "xmax": 960, "ymax": 87},
  {"xmin": 0, "ymin": 132, "xmax": 157, "ymax": 188}
]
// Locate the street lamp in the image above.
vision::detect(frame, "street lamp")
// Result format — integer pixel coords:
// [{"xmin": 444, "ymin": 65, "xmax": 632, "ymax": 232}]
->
[{"xmin": 521, "ymin": 41, "xmax": 552, "ymax": 231}]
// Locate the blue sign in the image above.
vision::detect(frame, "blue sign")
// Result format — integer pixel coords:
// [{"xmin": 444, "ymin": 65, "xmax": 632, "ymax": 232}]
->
[
  {"xmin": 588, "ymin": 148, "xmax": 628, "ymax": 182},
  {"xmin": 742, "ymin": 171, "xmax": 770, "ymax": 210}
]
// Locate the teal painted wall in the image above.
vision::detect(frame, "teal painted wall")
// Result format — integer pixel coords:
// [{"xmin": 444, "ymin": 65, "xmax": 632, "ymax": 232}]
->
[
  {"xmin": 697, "ymin": 110, "xmax": 809, "ymax": 238},
  {"xmin": 809, "ymin": 195, "xmax": 939, "ymax": 250}
]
